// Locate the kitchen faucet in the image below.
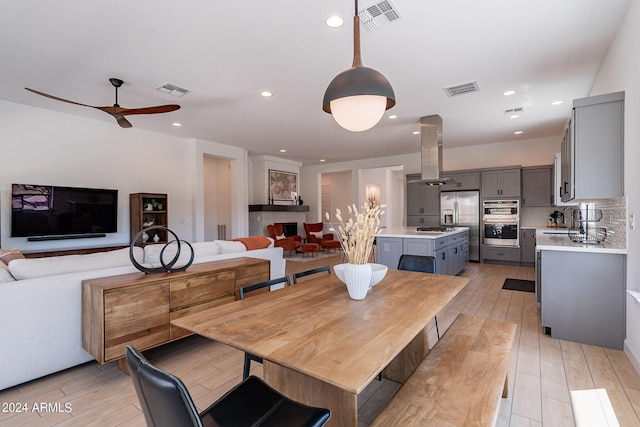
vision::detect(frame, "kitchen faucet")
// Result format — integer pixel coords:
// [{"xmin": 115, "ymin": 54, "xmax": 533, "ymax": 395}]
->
[{"xmin": 562, "ymin": 206, "xmax": 576, "ymax": 227}]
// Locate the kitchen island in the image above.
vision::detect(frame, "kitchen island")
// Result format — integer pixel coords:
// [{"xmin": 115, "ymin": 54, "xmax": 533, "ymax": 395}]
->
[
  {"xmin": 376, "ymin": 227, "xmax": 469, "ymax": 275},
  {"xmin": 536, "ymin": 229, "xmax": 627, "ymax": 349}
]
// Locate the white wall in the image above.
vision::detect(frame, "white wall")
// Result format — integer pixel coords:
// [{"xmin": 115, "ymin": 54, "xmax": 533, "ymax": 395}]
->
[
  {"xmin": 203, "ymin": 156, "xmax": 232, "ymax": 240},
  {"xmin": 301, "ymin": 136, "xmax": 559, "ymax": 223},
  {"xmin": 0, "ymin": 100, "xmax": 251, "ymax": 251},
  {"xmin": 250, "ymin": 155, "xmax": 302, "ymax": 205},
  {"xmin": 589, "ymin": 0, "xmax": 640, "ymax": 370},
  {"xmin": 443, "ymin": 136, "xmax": 560, "ymax": 171},
  {"xmin": 321, "ymin": 171, "xmax": 354, "ymax": 220},
  {"xmin": 0, "ymin": 101, "xmax": 193, "ymax": 251}
]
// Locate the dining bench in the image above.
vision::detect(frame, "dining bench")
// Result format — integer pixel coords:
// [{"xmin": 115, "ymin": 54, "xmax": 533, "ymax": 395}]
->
[{"xmin": 371, "ymin": 314, "xmax": 517, "ymax": 426}]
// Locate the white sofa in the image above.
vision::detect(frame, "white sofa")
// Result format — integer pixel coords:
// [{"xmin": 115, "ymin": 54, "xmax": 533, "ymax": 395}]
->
[{"xmin": 0, "ymin": 240, "xmax": 285, "ymax": 391}]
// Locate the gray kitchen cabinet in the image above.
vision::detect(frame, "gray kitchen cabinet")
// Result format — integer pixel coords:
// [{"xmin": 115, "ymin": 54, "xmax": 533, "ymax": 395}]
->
[
  {"xmin": 560, "ymin": 91, "xmax": 624, "ymax": 202},
  {"xmin": 402, "ymin": 234, "xmax": 468, "ymax": 276},
  {"xmin": 481, "ymin": 245, "xmax": 520, "ymax": 264},
  {"xmin": 481, "ymin": 168, "xmax": 521, "ymax": 198},
  {"xmin": 540, "ymin": 250, "xmax": 625, "ymax": 349},
  {"xmin": 407, "ymin": 174, "xmax": 440, "ymax": 225},
  {"xmin": 406, "ymin": 215, "xmax": 439, "ymax": 227},
  {"xmin": 434, "ymin": 247, "xmax": 451, "ymax": 275},
  {"xmin": 440, "ymin": 171, "xmax": 480, "ymax": 191},
  {"xmin": 376, "ymin": 237, "xmax": 402, "ymax": 269},
  {"xmin": 522, "ymin": 167, "xmax": 552, "ymax": 207},
  {"xmin": 520, "ymin": 229, "xmax": 536, "ymax": 265},
  {"xmin": 377, "ymin": 231, "xmax": 468, "ymax": 275}
]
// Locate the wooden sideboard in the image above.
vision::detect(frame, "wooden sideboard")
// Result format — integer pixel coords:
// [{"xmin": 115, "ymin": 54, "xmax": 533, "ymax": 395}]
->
[{"xmin": 82, "ymin": 257, "xmax": 270, "ymax": 370}]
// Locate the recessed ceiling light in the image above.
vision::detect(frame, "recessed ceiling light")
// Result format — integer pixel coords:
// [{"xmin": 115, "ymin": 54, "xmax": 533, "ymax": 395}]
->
[
  {"xmin": 503, "ymin": 90, "xmax": 516, "ymax": 96},
  {"xmin": 509, "ymin": 114, "xmax": 520, "ymax": 119},
  {"xmin": 551, "ymin": 100, "xmax": 564, "ymax": 106},
  {"xmin": 514, "ymin": 130, "xmax": 524, "ymax": 135},
  {"xmin": 388, "ymin": 115, "xmax": 398, "ymax": 119},
  {"xmin": 326, "ymin": 15, "xmax": 344, "ymax": 28},
  {"xmin": 172, "ymin": 122, "xmax": 182, "ymax": 127},
  {"xmin": 320, "ymin": 159, "xmax": 326, "ymax": 162},
  {"xmin": 279, "ymin": 149, "xmax": 287, "ymax": 153},
  {"xmin": 261, "ymin": 91, "xmax": 273, "ymax": 97},
  {"xmin": 412, "ymin": 131, "xmax": 420, "ymax": 135}
]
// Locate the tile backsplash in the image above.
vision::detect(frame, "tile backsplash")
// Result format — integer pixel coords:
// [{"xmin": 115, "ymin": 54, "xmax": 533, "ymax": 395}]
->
[
  {"xmin": 590, "ymin": 198, "xmax": 627, "ymax": 248},
  {"xmin": 520, "ymin": 198, "xmax": 627, "ymax": 248}
]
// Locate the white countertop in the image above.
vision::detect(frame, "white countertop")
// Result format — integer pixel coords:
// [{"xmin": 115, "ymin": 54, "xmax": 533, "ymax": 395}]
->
[
  {"xmin": 535, "ymin": 229, "xmax": 627, "ymax": 254},
  {"xmin": 377, "ymin": 227, "xmax": 469, "ymax": 239}
]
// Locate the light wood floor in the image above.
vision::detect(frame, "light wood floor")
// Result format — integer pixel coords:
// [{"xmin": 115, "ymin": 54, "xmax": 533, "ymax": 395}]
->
[{"xmin": 2, "ymin": 257, "xmax": 640, "ymax": 426}]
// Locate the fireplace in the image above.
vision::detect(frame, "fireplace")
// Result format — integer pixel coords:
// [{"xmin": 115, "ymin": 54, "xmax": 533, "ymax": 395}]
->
[
  {"xmin": 248, "ymin": 207, "xmax": 308, "ymax": 237},
  {"xmin": 279, "ymin": 222, "xmax": 298, "ymax": 237}
]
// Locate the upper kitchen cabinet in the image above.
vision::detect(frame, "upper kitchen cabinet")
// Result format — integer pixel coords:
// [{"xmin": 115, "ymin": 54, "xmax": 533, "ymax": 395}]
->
[
  {"xmin": 406, "ymin": 174, "xmax": 440, "ymax": 225},
  {"xmin": 560, "ymin": 91, "xmax": 624, "ymax": 202},
  {"xmin": 481, "ymin": 168, "xmax": 521, "ymax": 199},
  {"xmin": 440, "ymin": 171, "xmax": 480, "ymax": 191},
  {"xmin": 522, "ymin": 166, "xmax": 552, "ymax": 207}
]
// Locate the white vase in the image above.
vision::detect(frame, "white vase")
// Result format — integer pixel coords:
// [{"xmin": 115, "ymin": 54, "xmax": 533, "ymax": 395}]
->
[{"xmin": 344, "ymin": 263, "xmax": 372, "ymax": 300}]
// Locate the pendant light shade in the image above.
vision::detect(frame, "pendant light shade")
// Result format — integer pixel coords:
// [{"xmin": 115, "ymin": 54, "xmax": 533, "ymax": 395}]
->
[{"xmin": 323, "ymin": 0, "xmax": 395, "ymax": 132}]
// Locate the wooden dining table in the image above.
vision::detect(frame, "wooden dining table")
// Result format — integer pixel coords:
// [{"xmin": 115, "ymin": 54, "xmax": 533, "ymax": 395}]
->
[{"xmin": 171, "ymin": 268, "xmax": 469, "ymax": 426}]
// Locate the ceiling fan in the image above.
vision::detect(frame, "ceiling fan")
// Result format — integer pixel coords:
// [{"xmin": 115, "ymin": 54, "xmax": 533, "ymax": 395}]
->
[{"xmin": 25, "ymin": 78, "xmax": 181, "ymax": 128}]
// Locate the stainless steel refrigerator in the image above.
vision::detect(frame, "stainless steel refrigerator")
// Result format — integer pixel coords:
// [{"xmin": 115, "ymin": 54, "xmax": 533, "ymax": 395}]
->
[{"xmin": 440, "ymin": 191, "xmax": 480, "ymax": 262}]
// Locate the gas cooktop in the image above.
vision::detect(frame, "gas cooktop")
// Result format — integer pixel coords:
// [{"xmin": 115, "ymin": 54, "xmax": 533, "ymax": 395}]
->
[{"xmin": 416, "ymin": 226, "xmax": 452, "ymax": 233}]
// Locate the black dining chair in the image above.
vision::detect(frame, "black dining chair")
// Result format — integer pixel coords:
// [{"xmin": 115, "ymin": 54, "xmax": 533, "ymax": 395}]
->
[
  {"xmin": 397, "ymin": 254, "xmax": 441, "ymax": 339},
  {"xmin": 239, "ymin": 276, "xmax": 291, "ymax": 379},
  {"xmin": 292, "ymin": 266, "xmax": 331, "ymax": 284},
  {"xmin": 126, "ymin": 346, "xmax": 331, "ymax": 427}
]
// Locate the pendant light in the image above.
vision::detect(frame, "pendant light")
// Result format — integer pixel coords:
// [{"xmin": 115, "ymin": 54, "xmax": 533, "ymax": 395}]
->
[{"xmin": 323, "ymin": 0, "xmax": 395, "ymax": 132}]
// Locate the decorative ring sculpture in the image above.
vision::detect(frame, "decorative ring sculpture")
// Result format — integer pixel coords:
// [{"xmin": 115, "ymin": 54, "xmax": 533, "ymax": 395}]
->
[{"xmin": 129, "ymin": 226, "xmax": 194, "ymax": 274}]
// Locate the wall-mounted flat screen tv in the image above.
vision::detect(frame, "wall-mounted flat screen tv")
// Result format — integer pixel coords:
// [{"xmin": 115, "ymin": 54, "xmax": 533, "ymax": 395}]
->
[{"xmin": 11, "ymin": 183, "xmax": 118, "ymax": 240}]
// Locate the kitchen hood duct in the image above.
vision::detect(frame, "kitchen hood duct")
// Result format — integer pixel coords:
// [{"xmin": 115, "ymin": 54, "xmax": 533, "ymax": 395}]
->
[{"xmin": 410, "ymin": 115, "xmax": 452, "ymax": 185}]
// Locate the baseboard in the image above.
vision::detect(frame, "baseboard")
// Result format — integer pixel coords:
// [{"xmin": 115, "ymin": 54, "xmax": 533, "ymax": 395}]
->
[{"xmin": 624, "ymin": 340, "xmax": 640, "ymax": 375}]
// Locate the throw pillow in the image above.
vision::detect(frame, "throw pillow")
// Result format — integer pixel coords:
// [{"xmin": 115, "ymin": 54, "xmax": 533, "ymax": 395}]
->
[
  {"xmin": 231, "ymin": 236, "xmax": 272, "ymax": 250},
  {"xmin": 276, "ymin": 233, "xmax": 286, "ymax": 240},
  {"xmin": 0, "ymin": 261, "xmax": 16, "ymax": 282},
  {"xmin": 311, "ymin": 231, "xmax": 323, "ymax": 239},
  {"xmin": 215, "ymin": 240, "xmax": 247, "ymax": 254},
  {"xmin": 0, "ymin": 249, "xmax": 25, "ymax": 265}
]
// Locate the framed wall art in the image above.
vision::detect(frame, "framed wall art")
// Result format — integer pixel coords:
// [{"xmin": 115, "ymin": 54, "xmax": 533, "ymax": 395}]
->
[{"xmin": 269, "ymin": 169, "xmax": 297, "ymax": 202}]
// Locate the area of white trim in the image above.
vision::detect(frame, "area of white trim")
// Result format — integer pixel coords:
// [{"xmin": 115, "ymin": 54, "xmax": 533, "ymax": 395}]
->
[
  {"xmin": 570, "ymin": 389, "xmax": 620, "ymax": 427},
  {"xmin": 627, "ymin": 290, "xmax": 640, "ymax": 305}
]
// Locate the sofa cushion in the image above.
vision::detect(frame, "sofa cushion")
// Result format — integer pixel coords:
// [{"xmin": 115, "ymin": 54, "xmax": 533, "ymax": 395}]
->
[
  {"xmin": 0, "ymin": 262, "xmax": 15, "ymax": 282},
  {"xmin": 214, "ymin": 240, "xmax": 247, "ymax": 254},
  {"xmin": 0, "ymin": 249, "xmax": 25, "ymax": 265},
  {"xmin": 8, "ymin": 247, "xmax": 143, "ymax": 280},
  {"xmin": 144, "ymin": 241, "xmax": 220, "ymax": 267}
]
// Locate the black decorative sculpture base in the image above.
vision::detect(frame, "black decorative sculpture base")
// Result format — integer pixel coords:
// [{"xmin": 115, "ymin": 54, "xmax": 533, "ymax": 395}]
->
[{"xmin": 130, "ymin": 226, "xmax": 194, "ymax": 274}]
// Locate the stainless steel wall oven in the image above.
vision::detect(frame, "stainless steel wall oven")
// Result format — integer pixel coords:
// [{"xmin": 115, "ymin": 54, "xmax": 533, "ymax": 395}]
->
[{"xmin": 482, "ymin": 200, "xmax": 519, "ymax": 247}]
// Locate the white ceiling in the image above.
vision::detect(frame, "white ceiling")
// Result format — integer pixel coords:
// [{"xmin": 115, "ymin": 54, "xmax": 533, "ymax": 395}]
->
[{"xmin": 1, "ymin": 0, "xmax": 631, "ymax": 165}]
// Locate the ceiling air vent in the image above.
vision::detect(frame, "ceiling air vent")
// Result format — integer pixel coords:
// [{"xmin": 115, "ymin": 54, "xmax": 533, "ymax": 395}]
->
[
  {"xmin": 156, "ymin": 83, "xmax": 190, "ymax": 97},
  {"xmin": 359, "ymin": 0, "xmax": 403, "ymax": 32},
  {"xmin": 443, "ymin": 81, "xmax": 480, "ymax": 97},
  {"xmin": 504, "ymin": 107, "xmax": 524, "ymax": 115}
]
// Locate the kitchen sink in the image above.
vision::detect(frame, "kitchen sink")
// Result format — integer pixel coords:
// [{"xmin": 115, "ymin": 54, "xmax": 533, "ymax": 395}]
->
[{"xmin": 542, "ymin": 230, "xmax": 569, "ymax": 234}]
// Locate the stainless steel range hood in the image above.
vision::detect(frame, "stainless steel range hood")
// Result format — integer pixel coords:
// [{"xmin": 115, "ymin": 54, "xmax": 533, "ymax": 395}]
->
[{"xmin": 408, "ymin": 115, "xmax": 452, "ymax": 185}]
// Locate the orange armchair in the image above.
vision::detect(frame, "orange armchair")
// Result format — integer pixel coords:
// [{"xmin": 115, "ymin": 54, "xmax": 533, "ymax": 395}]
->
[
  {"xmin": 303, "ymin": 223, "xmax": 335, "ymax": 244},
  {"xmin": 267, "ymin": 224, "xmax": 301, "ymax": 256},
  {"xmin": 267, "ymin": 223, "xmax": 302, "ymax": 242}
]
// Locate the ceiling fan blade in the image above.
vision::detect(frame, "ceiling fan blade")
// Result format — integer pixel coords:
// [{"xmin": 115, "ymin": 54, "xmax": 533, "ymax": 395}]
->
[
  {"xmin": 115, "ymin": 116, "xmax": 133, "ymax": 128},
  {"xmin": 25, "ymin": 87, "xmax": 96, "ymax": 108},
  {"xmin": 26, "ymin": 80, "xmax": 180, "ymax": 129},
  {"xmin": 119, "ymin": 105, "xmax": 181, "ymax": 116}
]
